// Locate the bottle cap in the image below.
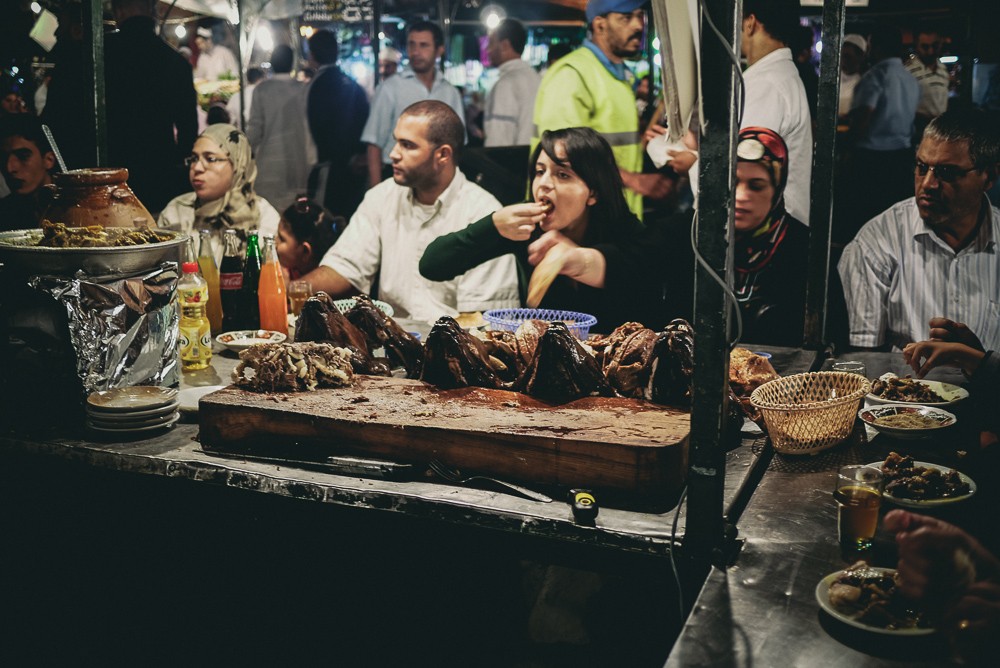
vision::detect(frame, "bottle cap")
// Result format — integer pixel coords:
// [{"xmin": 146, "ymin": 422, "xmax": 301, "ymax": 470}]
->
[{"xmin": 182, "ymin": 262, "xmax": 199, "ymax": 273}]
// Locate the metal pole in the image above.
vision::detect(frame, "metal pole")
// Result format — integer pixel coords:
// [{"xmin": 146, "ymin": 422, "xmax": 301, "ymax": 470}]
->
[
  {"xmin": 373, "ymin": 0, "xmax": 383, "ymax": 87},
  {"xmin": 685, "ymin": 0, "xmax": 740, "ymax": 565},
  {"xmin": 237, "ymin": 0, "xmax": 246, "ymax": 129},
  {"xmin": 802, "ymin": 0, "xmax": 846, "ymax": 347},
  {"xmin": 86, "ymin": 0, "xmax": 106, "ymax": 165}
]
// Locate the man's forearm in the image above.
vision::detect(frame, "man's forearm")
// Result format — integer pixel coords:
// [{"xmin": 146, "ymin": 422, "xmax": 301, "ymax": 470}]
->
[{"xmin": 301, "ymin": 265, "xmax": 358, "ymax": 298}]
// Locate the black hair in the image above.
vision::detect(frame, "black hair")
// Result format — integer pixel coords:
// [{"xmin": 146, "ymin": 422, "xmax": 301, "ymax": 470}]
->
[
  {"xmin": 281, "ymin": 196, "xmax": 343, "ymax": 261},
  {"xmin": 270, "ymin": 44, "xmax": 294, "ymax": 74},
  {"xmin": 246, "ymin": 67, "xmax": 265, "ymax": 85},
  {"xmin": 925, "ymin": 108, "xmax": 1000, "ymax": 171},
  {"xmin": 913, "ymin": 23, "xmax": 942, "ymax": 39},
  {"xmin": 867, "ymin": 24, "xmax": 903, "ymax": 60},
  {"xmin": 308, "ymin": 29, "xmax": 339, "ymax": 65},
  {"xmin": 402, "ymin": 100, "xmax": 464, "ymax": 160},
  {"xmin": 493, "ymin": 18, "xmax": 528, "ymax": 55},
  {"xmin": 529, "ymin": 127, "xmax": 631, "ymax": 243},
  {"xmin": 0, "ymin": 113, "xmax": 54, "ymax": 155},
  {"xmin": 206, "ymin": 103, "xmax": 230, "ymax": 126},
  {"xmin": 408, "ymin": 20, "xmax": 445, "ymax": 49},
  {"xmin": 743, "ymin": 0, "xmax": 801, "ymax": 47}
]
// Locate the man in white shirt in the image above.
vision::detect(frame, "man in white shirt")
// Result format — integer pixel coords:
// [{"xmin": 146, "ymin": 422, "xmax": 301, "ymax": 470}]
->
[
  {"xmin": 838, "ymin": 109, "xmax": 1000, "ymax": 351},
  {"xmin": 304, "ymin": 101, "xmax": 519, "ymax": 322},
  {"xmin": 362, "ymin": 21, "xmax": 465, "ymax": 189},
  {"xmin": 838, "ymin": 34, "xmax": 866, "ymax": 120},
  {"xmin": 740, "ymin": 0, "xmax": 813, "ymax": 226},
  {"xmin": 484, "ymin": 18, "xmax": 540, "ymax": 147},
  {"xmin": 905, "ymin": 26, "xmax": 951, "ymax": 136},
  {"xmin": 193, "ymin": 27, "xmax": 238, "ymax": 81}
]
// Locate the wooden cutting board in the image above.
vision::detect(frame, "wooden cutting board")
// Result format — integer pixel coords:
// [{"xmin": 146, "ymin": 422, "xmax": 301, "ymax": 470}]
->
[{"xmin": 199, "ymin": 375, "xmax": 690, "ymax": 504}]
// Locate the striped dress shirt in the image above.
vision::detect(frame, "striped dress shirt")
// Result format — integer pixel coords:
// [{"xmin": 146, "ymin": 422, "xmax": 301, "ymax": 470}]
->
[{"xmin": 838, "ymin": 197, "xmax": 1000, "ymax": 351}]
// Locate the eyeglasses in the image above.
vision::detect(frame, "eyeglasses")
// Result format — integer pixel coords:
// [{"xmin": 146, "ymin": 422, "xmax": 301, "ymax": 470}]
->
[
  {"xmin": 915, "ymin": 160, "xmax": 979, "ymax": 183},
  {"xmin": 184, "ymin": 154, "xmax": 230, "ymax": 169}
]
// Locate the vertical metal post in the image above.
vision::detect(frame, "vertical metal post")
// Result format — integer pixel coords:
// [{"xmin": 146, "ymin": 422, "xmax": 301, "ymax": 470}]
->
[
  {"xmin": 803, "ymin": 0, "xmax": 846, "ymax": 348},
  {"xmin": 685, "ymin": 0, "xmax": 740, "ymax": 563},
  {"xmin": 237, "ymin": 0, "xmax": 246, "ymax": 129},
  {"xmin": 85, "ymin": 0, "xmax": 106, "ymax": 165},
  {"xmin": 373, "ymin": 0, "xmax": 383, "ymax": 87}
]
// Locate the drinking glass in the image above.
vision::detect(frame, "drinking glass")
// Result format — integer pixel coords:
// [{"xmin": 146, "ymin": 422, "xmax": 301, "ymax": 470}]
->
[
  {"xmin": 835, "ymin": 465, "xmax": 883, "ymax": 550},
  {"xmin": 288, "ymin": 280, "xmax": 312, "ymax": 316}
]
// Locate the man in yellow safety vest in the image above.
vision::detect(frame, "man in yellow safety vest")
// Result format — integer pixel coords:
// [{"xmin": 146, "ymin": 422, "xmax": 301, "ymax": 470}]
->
[{"xmin": 533, "ymin": 0, "xmax": 647, "ymax": 219}]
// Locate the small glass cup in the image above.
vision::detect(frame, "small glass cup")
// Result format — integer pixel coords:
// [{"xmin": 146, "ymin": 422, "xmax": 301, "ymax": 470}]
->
[
  {"xmin": 834, "ymin": 465, "xmax": 883, "ymax": 551},
  {"xmin": 288, "ymin": 280, "xmax": 312, "ymax": 316},
  {"xmin": 822, "ymin": 359, "xmax": 867, "ymax": 377}
]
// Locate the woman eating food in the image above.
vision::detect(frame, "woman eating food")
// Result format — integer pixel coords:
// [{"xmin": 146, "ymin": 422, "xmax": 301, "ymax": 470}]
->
[
  {"xmin": 419, "ymin": 126, "xmax": 650, "ymax": 332},
  {"xmin": 158, "ymin": 123, "xmax": 279, "ymax": 261}
]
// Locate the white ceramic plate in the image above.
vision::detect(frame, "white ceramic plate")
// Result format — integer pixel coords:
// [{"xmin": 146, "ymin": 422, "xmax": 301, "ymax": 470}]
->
[
  {"xmin": 866, "ymin": 375, "xmax": 969, "ymax": 407},
  {"xmin": 178, "ymin": 385, "xmax": 226, "ymax": 413},
  {"xmin": 333, "ymin": 298, "xmax": 394, "ymax": 317},
  {"xmin": 215, "ymin": 330, "xmax": 287, "ymax": 352},
  {"xmin": 815, "ymin": 568, "xmax": 934, "ymax": 636},
  {"xmin": 866, "ymin": 460, "xmax": 976, "ymax": 508},
  {"xmin": 86, "ymin": 386, "xmax": 178, "ymax": 412},
  {"xmin": 87, "ymin": 402, "xmax": 179, "ymax": 420},
  {"xmin": 87, "ymin": 413, "xmax": 180, "ymax": 434},
  {"xmin": 857, "ymin": 405, "xmax": 957, "ymax": 439}
]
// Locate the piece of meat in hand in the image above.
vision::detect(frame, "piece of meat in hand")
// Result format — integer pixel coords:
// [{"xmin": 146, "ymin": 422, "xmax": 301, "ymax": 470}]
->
[
  {"xmin": 345, "ymin": 294, "xmax": 424, "ymax": 378},
  {"xmin": 420, "ymin": 316, "xmax": 503, "ymax": 390},
  {"xmin": 518, "ymin": 322, "xmax": 614, "ymax": 404},
  {"xmin": 294, "ymin": 292, "xmax": 390, "ymax": 376}
]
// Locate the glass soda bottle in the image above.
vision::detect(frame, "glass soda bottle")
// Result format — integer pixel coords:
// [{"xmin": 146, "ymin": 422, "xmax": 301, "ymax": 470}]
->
[
  {"xmin": 177, "ymin": 262, "xmax": 212, "ymax": 371},
  {"xmin": 197, "ymin": 229, "xmax": 224, "ymax": 334},
  {"xmin": 258, "ymin": 235, "xmax": 288, "ymax": 335},
  {"xmin": 219, "ymin": 229, "xmax": 244, "ymax": 332},
  {"xmin": 241, "ymin": 230, "xmax": 262, "ymax": 331}
]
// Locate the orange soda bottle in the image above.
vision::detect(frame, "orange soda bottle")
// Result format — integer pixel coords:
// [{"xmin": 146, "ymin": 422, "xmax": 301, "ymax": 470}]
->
[{"xmin": 258, "ymin": 234, "xmax": 288, "ymax": 335}]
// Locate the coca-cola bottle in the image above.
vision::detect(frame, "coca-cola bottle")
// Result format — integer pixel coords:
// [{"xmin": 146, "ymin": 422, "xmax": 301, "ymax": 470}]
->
[
  {"xmin": 219, "ymin": 229, "xmax": 244, "ymax": 331},
  {"xmin": 241, "ymin": 230, "xmax": 262, "ymax": 330}
]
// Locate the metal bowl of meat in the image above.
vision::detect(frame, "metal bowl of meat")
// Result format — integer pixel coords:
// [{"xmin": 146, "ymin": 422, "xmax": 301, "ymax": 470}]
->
[{"xmin": 0, "ymin": 224, "xmax": 188, "ymax": 275}]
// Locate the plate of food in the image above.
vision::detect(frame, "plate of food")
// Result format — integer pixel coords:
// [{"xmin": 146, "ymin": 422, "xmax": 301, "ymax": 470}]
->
[
  {"xmin": 816, "ymin": 562, "xmax": 934, "ymax": 635},
  {"xmin": 215, "ymin": 330, "xmax": 287, "ymax": 352},
  {"xmin": 858, "ymin": 405, "xmax": 957, "ymax": 439},
  {"xmin": 868, "ymin": 453, "xmax": 976, "ymax": 508},
  {"xmin": 867, "ymin": 373, "xmax": 969, "ymax": 407}
]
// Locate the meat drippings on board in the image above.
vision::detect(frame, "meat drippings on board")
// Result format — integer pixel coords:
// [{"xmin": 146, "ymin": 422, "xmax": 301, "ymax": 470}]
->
[{"xmin": 233, "ymin": 342, "xmax": 354, "ymax": 392}]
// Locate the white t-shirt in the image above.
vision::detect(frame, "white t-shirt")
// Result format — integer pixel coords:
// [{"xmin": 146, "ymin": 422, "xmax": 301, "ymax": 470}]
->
[
  {"xmin": 194, "ymin": 45, "xmax": 239, "ymax": 81},
  {"xmin": 742, "ymin": 47, "xmax": 814, "ymax": 226},
  {"xmin": 157, "ymin": 192, "xmax": 280, "ymax": 265},
  {"xmin": 839, "ymin": 71, "xmax": 861, "ymax": 118},
  {"xmin": 320, "ymin": 170, "xmax": 520, "ymax": 322}
]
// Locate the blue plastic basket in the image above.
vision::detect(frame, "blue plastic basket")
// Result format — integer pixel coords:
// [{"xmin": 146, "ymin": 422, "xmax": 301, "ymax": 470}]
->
[{"xmin": 482, "ymin": 308, "xmax": 597, "ymax": 340}]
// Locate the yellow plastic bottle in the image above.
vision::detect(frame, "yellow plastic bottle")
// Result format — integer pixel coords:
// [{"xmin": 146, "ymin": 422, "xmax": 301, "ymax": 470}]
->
[{"xmin": 178, "ymin": 261, "xmax": 212, "ymax": 371}]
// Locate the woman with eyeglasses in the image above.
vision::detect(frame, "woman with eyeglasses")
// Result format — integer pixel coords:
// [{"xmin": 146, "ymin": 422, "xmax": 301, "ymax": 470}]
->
[{"xmin": 158, "ymin": 123, "xmax": 280, "ymax": 261}]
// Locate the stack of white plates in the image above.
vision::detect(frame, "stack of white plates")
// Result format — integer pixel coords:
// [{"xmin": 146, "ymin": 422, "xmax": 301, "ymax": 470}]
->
[{"xmin": 86, "ymin": 386, "xmax": 180, "ymax": 434}]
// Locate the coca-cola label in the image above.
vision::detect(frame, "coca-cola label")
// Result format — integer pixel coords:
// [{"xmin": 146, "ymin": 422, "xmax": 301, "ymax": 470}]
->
[{"xmin": 220, "ymin": 273, "xmax": 243, "ymax": 290}]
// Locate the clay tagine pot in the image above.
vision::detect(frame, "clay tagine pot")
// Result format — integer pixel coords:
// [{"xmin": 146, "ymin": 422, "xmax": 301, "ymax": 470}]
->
[{"xmin": 41, "ymin": 168, "xmax": 155, "ymax": 229}]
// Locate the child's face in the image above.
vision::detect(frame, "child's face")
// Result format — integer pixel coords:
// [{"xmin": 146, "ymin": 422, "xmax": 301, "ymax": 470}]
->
[{"xmin": 276, "ymin": 219, "xmax": 309, "ymax": 273}]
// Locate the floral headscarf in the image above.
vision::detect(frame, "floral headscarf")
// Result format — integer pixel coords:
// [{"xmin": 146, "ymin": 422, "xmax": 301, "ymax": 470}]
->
[
  {"xmin": 193, "ymin": 123, "xmax": 261, "ymax": 234},
  {"xmin": 734, "ymin": 126, "xmax": 790, "ymax": 277}
]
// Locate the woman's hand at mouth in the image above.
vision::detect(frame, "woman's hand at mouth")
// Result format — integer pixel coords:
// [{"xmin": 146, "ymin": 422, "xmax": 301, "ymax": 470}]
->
[{"xmin": 492, "ymin": 202, "xmax": 548, "ymax": 241}]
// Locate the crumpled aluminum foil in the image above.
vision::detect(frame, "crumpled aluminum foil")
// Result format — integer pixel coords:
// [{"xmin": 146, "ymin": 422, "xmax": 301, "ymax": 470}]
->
[{"xmin": 29, "ymin": 263, "xmax": 180, "ymax": 395}]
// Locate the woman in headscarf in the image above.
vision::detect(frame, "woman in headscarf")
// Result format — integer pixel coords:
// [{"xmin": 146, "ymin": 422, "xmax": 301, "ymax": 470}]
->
[
  {"xmin": 158, "ymin": 123, "xmax": 279, "ymax": 261},
  {"xmin": 596, "ymin": 126, "xmax": 808, "ymax": 343}
]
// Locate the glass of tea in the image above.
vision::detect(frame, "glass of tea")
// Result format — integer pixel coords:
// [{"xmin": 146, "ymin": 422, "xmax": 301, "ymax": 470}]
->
[
  {"xmin": 288, "ymin": 280, "xmax": 312, "ymax": 316},
  {"xmin": 835, "ymin": 464, "xmax": 883, "ymax": 550}
]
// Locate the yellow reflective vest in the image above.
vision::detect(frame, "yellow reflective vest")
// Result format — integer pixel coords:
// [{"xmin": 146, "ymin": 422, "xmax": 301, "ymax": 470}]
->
[{"xmin": 532, "ymin": 46, "xmax": 643, "ymax": 219}]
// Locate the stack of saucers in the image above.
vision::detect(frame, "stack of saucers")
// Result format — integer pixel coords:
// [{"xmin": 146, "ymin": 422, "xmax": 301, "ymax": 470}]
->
[{"xmin": 86, "ymin": 386, "xmax": 180, "ymax": 435}]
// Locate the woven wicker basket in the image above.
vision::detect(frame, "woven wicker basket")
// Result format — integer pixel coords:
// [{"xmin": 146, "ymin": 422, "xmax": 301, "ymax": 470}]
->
[{"xmin": 749, "ymin": 371, "xmax": 872, "ymax": 455}]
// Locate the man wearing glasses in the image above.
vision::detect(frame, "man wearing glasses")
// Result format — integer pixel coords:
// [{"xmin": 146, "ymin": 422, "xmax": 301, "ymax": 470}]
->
[{"xmin": 838, "ymin": 109, "xmax": 1000, "ymax": 352}]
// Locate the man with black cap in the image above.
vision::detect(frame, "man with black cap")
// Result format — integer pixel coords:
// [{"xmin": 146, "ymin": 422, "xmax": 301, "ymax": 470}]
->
[{"xmin": 533, "ymin": 0, "xmax": 647, "ymax": 218}]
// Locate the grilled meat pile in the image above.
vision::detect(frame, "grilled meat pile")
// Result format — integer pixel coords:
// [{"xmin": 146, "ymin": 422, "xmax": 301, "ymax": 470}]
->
[
  {"xmin": 293, "ymin": 292, "xmax": 390, "ymax": 376},
  {"xmin": 421, "ymin": 316, "xmax": 504, "ymax": 390},
  {"xmin": 344, "ymin": 294, "xmax": 424, "ymax": 378},
  {"xmin": 517, "ymin": 321, "xmax": 615, "ymax": 403},
  {"xmin": 233, "ymin": 342, "xmax": 354, "ymax": 392}
]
